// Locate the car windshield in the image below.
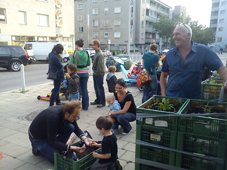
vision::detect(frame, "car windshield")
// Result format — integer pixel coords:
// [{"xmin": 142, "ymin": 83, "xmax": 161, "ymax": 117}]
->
[
  {"xmin": 24, "ymin": 44, "xmax": 32, "ymax": 50},
  {"xmin": 12, "ymin": 47, "xmax": 24, "ymax": 54}
]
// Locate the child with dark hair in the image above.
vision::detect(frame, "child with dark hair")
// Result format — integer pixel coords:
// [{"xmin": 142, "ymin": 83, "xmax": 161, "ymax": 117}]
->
[
  {"xmin": 66, "ymin": 64, "xmax": 80, "ymax": 101},
  {"xmin": 106, "ymin": 66, "xmax": 117, "ymax": 93},
  {"xmin": 90, "ymin": 116, "xmax": 118, "ymax": 170}
]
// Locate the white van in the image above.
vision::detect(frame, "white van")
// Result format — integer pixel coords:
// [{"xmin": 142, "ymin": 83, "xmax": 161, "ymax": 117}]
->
[{"xmin": 23, "ymin": 42, "xmax": 69, "ymax": 61}]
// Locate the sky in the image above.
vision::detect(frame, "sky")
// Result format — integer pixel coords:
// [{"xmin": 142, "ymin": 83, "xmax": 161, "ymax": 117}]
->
[{"xmin": 161, "ymin": 0, "xmax": 212, "ymax": 27}]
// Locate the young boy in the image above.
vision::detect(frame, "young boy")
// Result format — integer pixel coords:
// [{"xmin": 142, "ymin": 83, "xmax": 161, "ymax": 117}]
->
[
  {"xmin": 90, "ymin": 116, "xmax": 118, "ymax": 170},
  {"xmin": 106, "ymin": 66, "xmax": 117, "ymax": 93},
  {"xmin": 65, "ymin": 64, "xmax": 80, "ymax": 101}
]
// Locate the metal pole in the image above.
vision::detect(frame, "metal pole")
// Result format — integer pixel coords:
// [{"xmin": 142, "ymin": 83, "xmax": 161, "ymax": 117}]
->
[
  {"xmin": 20, "ymin": 64, "xmax": 26, "ymax": 92},
  {"xmin": 127, "ymin": 0, "xmax": 131, "ymax": 55}
]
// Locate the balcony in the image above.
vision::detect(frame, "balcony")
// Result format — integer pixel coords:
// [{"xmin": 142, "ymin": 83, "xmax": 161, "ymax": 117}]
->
[
  {"xmin": 211, "ymin": 6, "xmax": 219, "ymax": 11},
  {"xmin": 145, "ymin": 27, "xmax": 156, "ymax": 33},
  {"xmin": 210, "ymin": 23, "xmax": 217, "ymax": 27},
  {"xmin": 145, "ymin": 37, "xmax": 160, "ymax": 44},
  {"xmin": 210, "ymin": 15, "xmax": 218, "ymax": 20},
  {"xmin": 145, "ymin": 16, "xmax": 157, "ymax": 23}
]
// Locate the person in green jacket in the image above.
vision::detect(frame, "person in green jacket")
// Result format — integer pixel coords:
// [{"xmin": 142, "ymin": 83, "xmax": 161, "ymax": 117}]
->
[{"xmin": 69, "ymin": 39, "xmax": 91, "ymax": 110}]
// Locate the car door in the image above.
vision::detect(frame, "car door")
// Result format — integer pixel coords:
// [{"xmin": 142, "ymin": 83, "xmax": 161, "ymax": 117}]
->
[{"xmin": 0, "ymin": 46, "xmax": 11, "ymax": 67}]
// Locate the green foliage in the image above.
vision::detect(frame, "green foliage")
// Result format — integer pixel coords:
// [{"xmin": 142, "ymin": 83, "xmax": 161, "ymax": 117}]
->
[
  {"xmin": 110, "ymin": 50, "xmax": 120, "ymax": 55},
  {"xmin": 158, "ymin": 98, "xmax": 175, "ymax": 112}
]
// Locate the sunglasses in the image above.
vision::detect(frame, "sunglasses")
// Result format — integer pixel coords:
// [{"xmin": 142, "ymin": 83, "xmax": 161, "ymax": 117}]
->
[{"xmin": 181, "ymin": 23, "xmax": 190, "ymax": 33}]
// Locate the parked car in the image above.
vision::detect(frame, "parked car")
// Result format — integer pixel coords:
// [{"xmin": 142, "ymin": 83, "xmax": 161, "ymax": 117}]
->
[
  {"xmin": 102, "ymin": 50, "xmax": 111, "ymax": 57},
  {"xmin": 0, "ymin": 45, "xmax": 28, "ymax": 71},
  {"xmin": 83, "ymin": 47, "xmax": 95, "ymax": 62},
  {"xmin": 24, "ymin": 43, "xmax": 35, "ymax": 64}
]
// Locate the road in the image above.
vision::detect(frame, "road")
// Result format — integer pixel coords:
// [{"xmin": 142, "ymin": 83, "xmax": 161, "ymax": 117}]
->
[
  {"xmin": 0, "ymin": 53, "xmax": 227, "ymax": 93},
  {"xmin": 0, "ymin": 62, "xmax": 56, "ymax": 93}
]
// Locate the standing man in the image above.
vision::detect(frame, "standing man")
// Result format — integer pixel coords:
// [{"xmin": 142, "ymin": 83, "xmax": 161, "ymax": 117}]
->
[
  {"xmin": 28, "ymin": 100, "xmax": 93, "ymax": 164},
  {"xmin": 91, "ymin": 39, "xmax": 106, "ymax": 108},
  {"xmin": 160, "ymin": 24, "xmax": 227, "ymax": 99}
]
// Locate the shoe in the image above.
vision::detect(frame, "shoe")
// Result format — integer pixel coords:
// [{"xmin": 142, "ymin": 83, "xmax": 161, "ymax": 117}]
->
[
  {"xmin": 32, "ymin": 146, "xmax": 40, "ymax": 156},
  {"xmin": 90, "ymin": 101, "xmax": 100, "ymax": 105},
  {"xmin": 56, "ymin": 102, "xmax": 65, "ymax": 105},
  {"xmin": 97, "ymin": 104, "xmax": 105, "ymax": 108},
  {"xmin": 122, "ymin": 128, "xmax": 132, "ymax": 135},
  {"xmin": 111, "ymin": 129, "xmax": 118, "ymax": 134}
]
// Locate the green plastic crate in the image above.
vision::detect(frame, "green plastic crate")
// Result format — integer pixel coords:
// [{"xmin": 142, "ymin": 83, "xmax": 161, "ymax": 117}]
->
[
  {"xmin": 136, "ymin": 125, "xmax": 177, "ymax": 148},
  {"xmin": 175, "ymin": 132, "xmax": 227, "ymax": 170},
  {"xmin": 178, "ymin": 99, "xmax": 227, "ymax": 138},
  {"xmin": 201, "ymin": 78, "xmax": 226, "ymax": 101},
  {"xmin": 54, "ymin": 142, "xmax": 101, "ymax": 170},
  {"xmin": 135, "ymin": 163, "xmax": 166, "ymax": 170},
  {"xmin": 136, "ymin": 144, "xmax": 175, "ymax": 166}
]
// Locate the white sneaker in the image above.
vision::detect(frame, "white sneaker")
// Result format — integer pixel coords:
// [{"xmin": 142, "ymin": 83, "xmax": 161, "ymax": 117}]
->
[{"xmin": 122, "ymin": 128, "xmax": 132, "ymax": 135}]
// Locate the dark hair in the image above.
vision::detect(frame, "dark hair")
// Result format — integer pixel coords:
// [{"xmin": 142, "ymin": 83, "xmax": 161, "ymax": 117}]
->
[
  {"xmin": 91, "ymin": 39, "xmax": 100, "ymax": 48},
  {"xmin": 150, "ymin": 44, "xmax": 158, "ymax": 51},
  {"xmin": 67, "ymin": 64, "xmax": 77, "ymax": 73},
  {"xmin": 116, "ymin": 78, "xmax": 126, "ymax": 87},
  {"xmin": 52, "ymin": 44, "xmax": 64, "ymax": 54},
  {"xmin": 75, "ymin": 39, "xmax": 84, "ymax": 47},
  {"xmin": 63, "ymin": 100, "xmax": 81, "ymax": 115},
  {"xmin": 108, "ymin": 66, "xmax": 116, "ymax": 72},
  {"xmin": 96, "ymin": 116, "xmax": 113, "ymax": 130}
]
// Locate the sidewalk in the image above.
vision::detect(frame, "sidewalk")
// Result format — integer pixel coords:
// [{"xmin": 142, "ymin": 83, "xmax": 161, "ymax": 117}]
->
[{"xmin": 0, "ymin": 71, "xmax": 143, "ymax": 170}]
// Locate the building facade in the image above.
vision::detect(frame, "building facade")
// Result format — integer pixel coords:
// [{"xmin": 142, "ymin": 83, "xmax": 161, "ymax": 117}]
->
[
  {"xmin": 74, "ymin": 0, "xmax": 171, "ymax": 52},
  {"xmin": 172, "ymin": 5, "xmax": 187, "ymax": 20},
  {"xmin": 210, "ymin": 0, "xmax": 227, "ymax": 51},
  {"xmin": 0, "ymin": 0, "xmax": 75, "ymax": 50}
]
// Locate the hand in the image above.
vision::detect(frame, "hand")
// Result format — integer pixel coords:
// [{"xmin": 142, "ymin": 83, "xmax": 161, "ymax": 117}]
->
[
  {"xmin": 70, "ymin": 146, "xmax": 86, "ymax": 153},
  {"xmin": 91, "ymin": 142, "xmax": 99, "ymax": 147},
  {"xmin": 92, "ymin": 152, "xmax": 99, "ymax": 158},
  {"xmin": 84, "ymin": 138, "xmax": 95, "ymax": 147},
  {"xmin": 65, "ymin": 73, "xmax": 70, "ymax": 79}
]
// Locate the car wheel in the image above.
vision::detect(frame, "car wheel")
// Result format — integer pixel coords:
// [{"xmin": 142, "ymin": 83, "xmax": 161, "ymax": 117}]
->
[
  {"xmin": 10, "ymin": 61, "xmax": 22, "ymax": 71},
  {"xmin": 63, "ymin": 58, "xmax": 68, "ymax": 63}
]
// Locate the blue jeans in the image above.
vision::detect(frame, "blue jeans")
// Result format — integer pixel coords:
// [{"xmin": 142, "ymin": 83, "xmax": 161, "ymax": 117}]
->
[
  {"xmin": 69, "ymin": 92, "xmax": 79, "ymax": 101},
  {"xmin": 93, "ymin": 74, "xmax": 105, "ymax": 105},
  {"xmin": 50, "ymin": 78, "xmax": 62, "ymax": 106},
  {"xmin": 29, "ymin": 123, "xmax": 75, "ymax": 165},
  {"xmin": 142, "ymin": 75, "xmax": 158, "ymax": 103},
  {"xmin": 112, "ymin": 112, "xmax": 136, "ymax": 133},
  {"xmin": 78, "ymin": 73, "xmax": 89, "ymax": 110}
]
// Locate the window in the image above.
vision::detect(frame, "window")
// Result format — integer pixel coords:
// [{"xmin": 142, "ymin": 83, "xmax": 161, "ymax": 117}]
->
[
  {"xmin": 0, "ymin": 8, "xmax": 6, "ymax": 22},
  {"xmin": 217, "ymin": 37, "xmax": 222, "ymax": 42},
  {"xmin": 141, "ymin": 21, "xmax": 144, "ymax": 27},
  {"xmin": 141, "ymin": 33, "xmax": 144, "ymax": 38},
  {"xmin": 93, "ymin": 32, "xmax": 98, "ymax": 38},
  {"xmin": 78, "ymin": 27, "xmax": 83, "ymax": 32},
  {"xmin": 77, "ymin": 4, "xmax": 83, "ymax": 9},
  {"xmin": 114, "ymin": 7, "xmax": 121, "ymax": 13},
  {"xmin": 114, "ymin": 19, "xmax": 121, "ymax": 25},
  {"xmin": 19, "ymin": 11, "xmax": 26, "ymax": 24},
  {"xmin": 104, "ymin": 8, "xmax": 109, "ymax": 14},
  {"xmin": 131, "ymin": 20, "xmax": 133, "ymax": 25},
  {"xmin": 219, "ymin": 27, "xmax": 223, "ymax": 31},
  {"xmin": 92, "ymin": 20, "xmax": 99, "ymax": 26},
  {"xmin": 104, "ymin": 20, "xmax": 109, "ymax": 26},
  {"xmin": 114, "ymin": 32, "xmax": 121, "ymax": 38},
  {"xmin": 37, "ymin": 14, "xmax": 49, "ymax": 26},
  {"xmin": 92, "ymin": 8, "xmax": 98, "ymax": 15},
  {"xmin": 142, "ymin": 0, "xmax": 145, "ymax": 3},
  {"xmin": 77, "ymin": 15, "xmax": 83, "ymax": 21},
  {"xmin": 104, "ymin": 32, "xmax": 109, "ymax": 38},
  {"xmin": 219, "ymin": 19, "xmax": 224, "ymax": 23},
  {"xmin": 92, "ymin": 0, "xmax": 98, "ymax": 2},
  {"xmin": 221, "ymin": 1, "xmax": 226, "ymax": 5},
  {"xmin": 142, "ymin": 9, "xmax": 145, "ymax": 16},
  {"xmin": 0, "ymin": 47, "xmax": 10, "ymax": 55},
  {"xmin": 220, "ymin": 10, "xmax": 225, "ymax": 14}
]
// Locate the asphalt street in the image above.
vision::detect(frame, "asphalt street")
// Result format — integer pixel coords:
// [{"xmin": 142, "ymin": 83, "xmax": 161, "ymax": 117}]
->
[{"xmin": 0, "ymin": 53, "xmax": 227, "ymax": 93}]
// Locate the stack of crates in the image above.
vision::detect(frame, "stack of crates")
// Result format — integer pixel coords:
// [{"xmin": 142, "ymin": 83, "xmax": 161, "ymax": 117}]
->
[
  {"xmin": 135, "ymin": 95, "xmax": 227, "ymax": 170},
  {"xmin": 201, "ymin": 78, "xmax": 225, "ymax": 101}
]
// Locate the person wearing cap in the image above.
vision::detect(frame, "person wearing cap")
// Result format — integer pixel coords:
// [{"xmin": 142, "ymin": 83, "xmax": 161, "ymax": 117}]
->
[
  {"xmin": 160, "ymin": 24, "xmax": 227, "ymax": 99},
  {"xmin": 130, "ymin": 62, "xmax": 142, "ymax": 79}
]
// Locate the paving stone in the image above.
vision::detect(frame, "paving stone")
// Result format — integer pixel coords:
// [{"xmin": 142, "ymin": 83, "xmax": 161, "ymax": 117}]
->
[
  {"xmin": 0, "ymin": 143, "xmax": 30, "ymax": 157},
  {"xmin": 119, "ymin": 159, "xmax": 128, "ymax": 169},
  {"xmin": 0, "ymin": 128, "xmax": 17, "ymax": 139},
  {"xmin": 120, "ymin": 132, "xmax": 136, "ymax": 143},
  {"xmin": 117, "ymin": 139, "xmax": 128, "ymax": 149},
  {"xmin": 124, "ymin": 162, "xmax": 135, "ymax": 170},
  {"xmin": 0, "ymin": 155, "xmax": 25, "ymax": 170},
  {"xmin": 36, "ymin": 159, "xmax": 54, "ymax": 169},
  {"xmin": 124, "ymin": 142, "xmax": 135, "ymax": 152},
  {"xmin": 118, "ymin": 148, "xmax": 127, "ymax": 158},
  {"xmin": 1, "ymin": 121, "xmax": 25, "ymax": 130},
  {"xmin": 79, "ymin": 116, "xmax": 97, "ymax": 124},
  {"xmin": 4, "ymin": 132, "xmax": 31, "ymax": 147},
  {"xmin": 17, "ymin": 151, "xmax": 45, "ymax": 165},
  {"xmin": 15, "ymin": 163, "xmax": 43, "ymax": 170},
  {"xmin": 120, "ymin": 151, "xmax": 135, "ymax": 162}
]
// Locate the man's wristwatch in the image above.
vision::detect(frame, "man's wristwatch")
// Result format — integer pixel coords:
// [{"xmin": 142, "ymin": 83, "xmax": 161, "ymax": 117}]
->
[{"xmin": 83, "ymin": 137, "xmax": 87, "ymax": 141}]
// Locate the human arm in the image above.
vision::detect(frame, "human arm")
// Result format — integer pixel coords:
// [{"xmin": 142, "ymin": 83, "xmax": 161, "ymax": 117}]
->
[
  {"xmin": 67, "ymin": 75, "xmax": 79, "ymax": 86},
  {"xmin": 92, "ymin": 142, "xmax": 102, "ymax": 147},
  {"xmin": 68, "ymin": 53, "xmax": 75, "ymax": 64},
  {"xmin": 217, "ymin": 65, "xmax": 227, "ymax": 90},
  {"xmin": 70, "ymin": 145, "xmax": 86, "ymax": 153},
  {"xmin": 109, "ymin": 101, "xmax": 131, "ymax": 116},
  {"xmin": 160, "ymin": 72, "xmax": 169, "ymax": 96},
  {"xmin": 93, "ymin": 152, "xmax": 111, "ymax": 159}
]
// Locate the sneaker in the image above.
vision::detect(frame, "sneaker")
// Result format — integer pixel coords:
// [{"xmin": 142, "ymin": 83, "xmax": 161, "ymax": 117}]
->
[
  {"xmin": 122, "ymin": 128, "xmax": 132, "ymax": 135},
  {"xmin": 97, "ymin": 104, "xmax": 105, "ymax": 108},
  {"xmin": 90, "ymin": 101, "xmax": 100, "ymax": 105},
  {"xmin": 32, "ymin": 146, "xmax": 40, "ymax": 156},
  {"xmin": 56, "ymin": 102, "xmax": 65, "ymax": 105},
  {"xmin": 111, "ymin": 129, "xmax": 118, "ymax": 134}
]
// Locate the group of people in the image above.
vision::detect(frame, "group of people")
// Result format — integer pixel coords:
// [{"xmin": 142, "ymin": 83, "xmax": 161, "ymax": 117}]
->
[{"xmin": 29, "ymin": 23, "xmax": 227, "ymax": 169}]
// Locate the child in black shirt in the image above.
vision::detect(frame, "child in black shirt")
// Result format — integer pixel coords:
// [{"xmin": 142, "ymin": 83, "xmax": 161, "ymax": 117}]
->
[{"xmin": 90, "ymin": 116, "xmax": 118, "ymax": 170}]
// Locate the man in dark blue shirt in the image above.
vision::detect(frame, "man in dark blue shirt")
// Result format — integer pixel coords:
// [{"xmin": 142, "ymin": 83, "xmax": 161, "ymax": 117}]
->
[{"xmin": 160, "ymin": 24, "xmax": 227, "ymax": 99}]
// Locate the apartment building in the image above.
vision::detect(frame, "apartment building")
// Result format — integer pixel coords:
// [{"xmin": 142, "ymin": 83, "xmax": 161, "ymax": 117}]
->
[
  {"xmin": 0, "ymin": 0, "xmax": 74, "ymax": 49},
  {"xmin": 210, "ymin": 0, "xmax": 227, "ymax": 51},
  {"xmin": 74, "ymin": 0, "xmax": 171, "ymax": 52},
  {"xmin": 172, "ymin": 5, "xmax": 187, "ymax": 20}
]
